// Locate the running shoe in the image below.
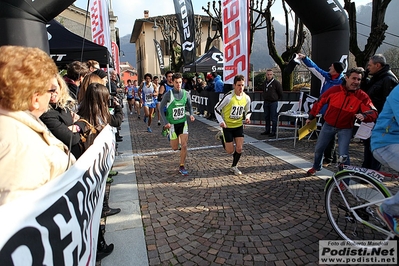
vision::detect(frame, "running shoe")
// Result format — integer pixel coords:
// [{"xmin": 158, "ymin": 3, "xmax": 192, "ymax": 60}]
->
[
  {"xmin": 130, "ymin": 112, "xmax": 133, "ymax": 115},
  {"xmin": 106, "ymin": 177, "xmax": 114, "ymax": 183},
  {"xmin": 179, "ymin": 166, "xmax": 188, "ymax": 176},
  {"xmin": 230, "ymin": 166, "xmax": 242, "ymax": 176},
  {"xmin": 108, "ymin": 170, "xmax": 119, "ymax": 176},
  {"xmin": 376, "ymin": 205, "xmax": 399, "ymax": 235},
  {"xmin": 306, "ymin": 167, "xmax": 317, "ymax": 176},
  {"xmin": 215, "ymin": 130, "xmax": 224, "ymax": 141},
  {"xmin": 158, "ymin": 120, "xmax": 161, "ymax": 126},
  {"xmin": 161, "ymin": 127, "xmax": 169, "ymax": 137},
  {"xmin": 334, "ymin": 181, "xmax": 347, "ymax": 193},
  {"xmin": 147, "ymin": 127, "xmax": 152, "ymax": 133}
]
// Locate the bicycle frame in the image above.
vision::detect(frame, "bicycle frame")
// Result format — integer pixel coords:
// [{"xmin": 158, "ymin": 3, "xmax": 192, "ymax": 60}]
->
[{"xmin": 325, "ymin": 166, "xmax": 396, "ymax": 240}]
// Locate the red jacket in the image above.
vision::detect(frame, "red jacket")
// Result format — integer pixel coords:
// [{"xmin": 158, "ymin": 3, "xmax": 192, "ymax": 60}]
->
[{"xmin": 308, "ymin": 85, "xmax": 378, "ymax": 129}]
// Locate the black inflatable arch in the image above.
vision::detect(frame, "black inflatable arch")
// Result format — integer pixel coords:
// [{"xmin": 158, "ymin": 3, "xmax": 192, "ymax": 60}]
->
[
  {"xmin": 0, "ymin": 0, "xmax": 76, "ymax": 53},
  {"xmin": 285, "ymin": 0, "xmax": 349, "ymax": 97}
]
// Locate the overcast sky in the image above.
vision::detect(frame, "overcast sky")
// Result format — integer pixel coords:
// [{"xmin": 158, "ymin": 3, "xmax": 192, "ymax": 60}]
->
[{"xmin": 73, "ymin": 0, "xmax": 372, "ymax": 37}]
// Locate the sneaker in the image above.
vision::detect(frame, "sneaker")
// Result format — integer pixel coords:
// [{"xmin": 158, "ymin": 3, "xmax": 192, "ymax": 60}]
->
[
  {"xmin": 306, "ymin": 167, "xmax": 317, "ymax": 176},
  {"xmin": 108, "ymin": 170, "xmax": 118, "ymax": 176},
  {"xmin": 334, "ymin": 181, "xmax": 347, "ymax": 193},
  {"xmin": 158, "ymin": 120, "xmax": 161, "ymax": 126},
  {"xmin": 161, "ymin": 127, "xmax": 169, "ymax": 137},
  {"xmin": 130, "ymin": 112, "xmax": 133, "ymax": 115},
  {"xmin": 143, "ymin": 116, "xmax": 147, "ymax": 123},
  {"xmin": 322, "ymin": 160, "xmax": 331, "ymax": 167},
  {"xmin": 260, "ymin": 131, "xmax": 270, "ymax": 135},
  {"xmin": 376, "ymin": 205, "xmax": 399, "ymax": 235},
  {"xmin": 230, "ymin": 166, "xmax": 242, "ymax": 175},
  {"xmin": 138, "ymin": 115, "xmax": 140, "ymax": 119},
  {"xmin": 96, "ymin": 243, "xmax": 114, "ymax": 261},
  {"xmin": 268, "ymin": 133, "xmax": 276, "ymax": 137},
  {"xmin": 179, "ymin": 166, "xmax": 188, "ymax": 176},
  {"xmin": 106, "ymin": 177, "xmax": 114, "ymax": 183},
  {"xmin": 147, "ymin": 127, "xmax": 152, "ymax": 133},
  {"xmin": 215, "ymin": 130, "xmax": 224, "ymax": 141}
]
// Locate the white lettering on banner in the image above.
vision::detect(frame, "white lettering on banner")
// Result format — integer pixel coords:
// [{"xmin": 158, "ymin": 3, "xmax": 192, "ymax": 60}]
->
[
  {"xmin": 182, "ymin": 41, "xmax": 195, "ymax": 52},
  {"xmin": 0, "ymin": 126, "xmax": 115, "ymax": 265},
  {"xmin": 191, "ymin": 95, "xmax": 209, "ymax": 105},
  {"xmin": 179, "ymin": 0, "xmax": 195, "ymax": 52},
  {"xmin": 326, "ymin": 0, "xmax": 341, "ymax": 12},
  {"xmin": 50, "ymin": 54, "xmax": 67, "ymax": 61},
  {"xmin": 222, "ymin": 0, "xmax": 249, "ymax": 84}
]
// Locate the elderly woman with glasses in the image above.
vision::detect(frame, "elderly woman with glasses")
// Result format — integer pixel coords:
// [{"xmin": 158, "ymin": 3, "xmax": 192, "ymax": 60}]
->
[{"xmin": 0, "ymin": 45, "xmax": 73, "ymax": 206}]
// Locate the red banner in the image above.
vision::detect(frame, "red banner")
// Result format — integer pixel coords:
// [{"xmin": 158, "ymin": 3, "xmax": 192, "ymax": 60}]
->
[
  {"xmin": 112, "ymin": 41, "xmax": 120, "ymax": 74},
  {"xmin": 222, "ymin": 0, "xmax": 250, "ymax": 85}
]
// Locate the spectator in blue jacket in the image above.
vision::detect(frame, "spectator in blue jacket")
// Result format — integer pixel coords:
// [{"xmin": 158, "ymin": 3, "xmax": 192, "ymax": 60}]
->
[
  {"xmin": 212, "ymin": 72, "xmax": 224, "ymax": 93},
  {"xmin": 298, "ymin": 53, "xmax": 345, "ymax": 167},
  {"xmin": 371, "ymin": 84, "xmax": 399, "ymax": 234}
]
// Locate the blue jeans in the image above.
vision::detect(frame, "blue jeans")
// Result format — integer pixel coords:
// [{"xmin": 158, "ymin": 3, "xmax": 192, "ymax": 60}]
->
[
  {"xmin": 373, "ymin": 144, "xmax": 399, "ymax": 172},
  {"xmin": 313, "ymin": 123, "xmax": 352, "ymax": 170},
  {"xmin": 263, "ymin": 101, "xmax": 278, "ymax": 133}
]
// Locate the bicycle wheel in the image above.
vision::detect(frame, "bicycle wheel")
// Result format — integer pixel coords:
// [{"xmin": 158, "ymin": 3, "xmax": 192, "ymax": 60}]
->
[{"xmin": 325, "ymin": 171, "xmax": 392, "ymax": 244}]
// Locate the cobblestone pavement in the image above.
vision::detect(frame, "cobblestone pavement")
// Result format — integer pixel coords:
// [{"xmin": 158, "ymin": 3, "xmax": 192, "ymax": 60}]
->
[{"xmin": 127, "ymin": 113, "xmax": 399, "ymax": 266}]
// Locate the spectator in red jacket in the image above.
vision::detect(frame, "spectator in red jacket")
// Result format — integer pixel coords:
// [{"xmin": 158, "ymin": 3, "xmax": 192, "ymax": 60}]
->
[{"xmin": 305, "ymin": 67, "xmax": 378, "ymax": 176}]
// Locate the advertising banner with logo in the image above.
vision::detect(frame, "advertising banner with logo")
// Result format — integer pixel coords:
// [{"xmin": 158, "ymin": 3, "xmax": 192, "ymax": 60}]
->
[
  {"xmin": 0, "ymin": 126, "xmax": 116, "ymax": 265},
  {"xmin": 173, "ymin": 0, "xmax": 196, "ymax": 64},
  {"xmin": 222, "ymin": 0, "xmax": 250, "ymax": 84},
  {"xmin": 111, "ymin": 41, "xmax": 120, "ymax": 74},
  {"xmin": 154, "ymin": 39, "xmax": 165, "ymax": 75},
  {"xmin": 89, "ymin": 0, "xmax": 112, "ymax": 54}
]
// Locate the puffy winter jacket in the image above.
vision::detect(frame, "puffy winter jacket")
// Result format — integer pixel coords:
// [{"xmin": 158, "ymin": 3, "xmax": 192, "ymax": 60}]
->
[
  {"xmin": 308, "ymin": 85, "xmax": 378, "ymax": 129},
  {"xmin": 361, "ymin": 64, "xmax": 398, "ymax": 113}
]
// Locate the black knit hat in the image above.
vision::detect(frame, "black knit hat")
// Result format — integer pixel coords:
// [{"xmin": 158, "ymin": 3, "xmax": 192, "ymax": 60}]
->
[
  {"xmin": 333, "ymin": 62, "xmax": 345, "ymax": 74},
  {"xmin": 93, "ymin": 69, "xmax": 107, "ymax": 79}
]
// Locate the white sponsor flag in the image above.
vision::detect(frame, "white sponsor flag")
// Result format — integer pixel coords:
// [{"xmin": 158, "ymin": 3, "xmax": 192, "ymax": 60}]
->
[
  {"xmin": 0, "ymin": 126, "xmax": 116, "ymax": 265},
  {"xmin": 89, "ymin": 0, "xmax": 112, "ymax": 54},
  {"xmin": 222, "ymin": 0, "xmax": 250, "ymax": 85}
]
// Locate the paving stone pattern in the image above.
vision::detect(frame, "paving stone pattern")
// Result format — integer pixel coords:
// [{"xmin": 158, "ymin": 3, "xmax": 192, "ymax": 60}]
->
[{"xmin": 127, "ymin": 113, "xmax": 399, "ymax": 266}]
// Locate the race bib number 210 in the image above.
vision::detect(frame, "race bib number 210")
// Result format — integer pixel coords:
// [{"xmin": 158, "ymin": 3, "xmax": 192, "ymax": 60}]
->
[{"xmin": 229, "ymin": 105, "xmax": 244, "ymax": 119}]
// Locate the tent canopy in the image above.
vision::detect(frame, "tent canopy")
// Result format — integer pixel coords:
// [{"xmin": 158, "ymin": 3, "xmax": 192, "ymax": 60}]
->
[
  {"xmin": 48, "ymin": 20, "xmax": 113, "ymax": 68},
  {"xmin": 183, "ymin": 46, "xmax": 223, "ymax": 73}
]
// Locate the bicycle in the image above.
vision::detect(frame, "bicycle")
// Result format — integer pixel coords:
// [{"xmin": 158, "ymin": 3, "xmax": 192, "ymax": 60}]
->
[{"xmin": 324, "ymin": 156, "xmax": 399, "ymax": 247}]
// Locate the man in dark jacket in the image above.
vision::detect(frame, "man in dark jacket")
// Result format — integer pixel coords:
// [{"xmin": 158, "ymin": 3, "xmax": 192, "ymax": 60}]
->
[
  {"xmin": 361, "ymin": 54, "xmax": 398, "ymax": 170},
  {"xmin": 63, "ymin": 61, "xmax": 89, "ymax": 100},
  {"xmin": 261, "ymin": 69, "xmax": 283, "ymax": 137},
  {"xmin": 306, "ymin": 67, "xmax": 378, "ymax": 176}
]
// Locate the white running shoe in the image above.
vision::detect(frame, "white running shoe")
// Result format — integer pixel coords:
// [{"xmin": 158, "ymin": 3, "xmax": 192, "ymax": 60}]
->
[
  {"xmin": 215, "ymin": 130, "xmax": 224, "ymax": 141},
  {"xmin": 230, "ymin": 166, "xmax": 242, "ymax": 176}
]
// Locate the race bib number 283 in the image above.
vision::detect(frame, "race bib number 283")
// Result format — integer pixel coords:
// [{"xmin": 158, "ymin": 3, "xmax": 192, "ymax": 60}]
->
[{"xmin": 173, "ymin": 107, "xmax": 185, "ymax": 120}]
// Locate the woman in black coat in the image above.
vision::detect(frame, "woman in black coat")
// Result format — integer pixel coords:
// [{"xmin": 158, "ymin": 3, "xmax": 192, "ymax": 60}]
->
[{"xmin": 40, "ymin": 74, "xmax": 81, "ymax": 158}]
